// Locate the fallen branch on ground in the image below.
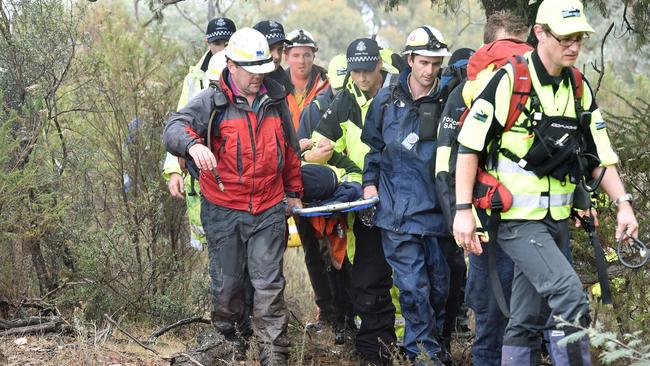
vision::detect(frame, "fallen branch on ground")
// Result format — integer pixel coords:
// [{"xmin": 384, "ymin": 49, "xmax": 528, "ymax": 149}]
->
[
  {"xmin": 148, "ymin": 316, "xmax": 211, "ymax": 341},
  {"xmin": 0, "ymin": 319, "xmax": 70, "ymax": 337},
  {"xmin": 179, "ymin": 352, "xmax": 206, "ymax": 366},
  {"xmin": 103, "ymin": 314, "xmax": 161, "ymax": 356},
  {"xmin": 0, "ymin": 316, "xmax": 60, "ymax": 330}
]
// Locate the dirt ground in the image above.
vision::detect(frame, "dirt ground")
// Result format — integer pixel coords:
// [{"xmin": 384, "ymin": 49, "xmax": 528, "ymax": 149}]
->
[{"xmin": 0, "ymin": 249, "xmax": 474, "ymax": 366}]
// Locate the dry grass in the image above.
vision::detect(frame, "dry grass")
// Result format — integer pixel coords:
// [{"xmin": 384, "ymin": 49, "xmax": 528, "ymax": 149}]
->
[{"xmin": 0, "ymin": 246, "xmax": 474, "ymax": 365}]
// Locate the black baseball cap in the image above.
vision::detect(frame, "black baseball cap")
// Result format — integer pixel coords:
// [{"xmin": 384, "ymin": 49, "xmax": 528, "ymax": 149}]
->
[
  {"xmin": 253, "ymin": 20, "xmax": 290, "ymax": 47},
  {"xmin": 205, "ymin": 17, "xmax": 236, "ymax": 43},
  {"xmin": 346, "ymin": 38, "xmax": 380, "ymax": 72}
]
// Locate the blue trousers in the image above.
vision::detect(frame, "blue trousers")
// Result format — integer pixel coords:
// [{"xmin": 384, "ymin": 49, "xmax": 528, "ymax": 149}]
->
[
  {"xmin": 465, "ymin": 242, "xmax": 514, "ymax": 366},
  {"xmin": 381, "ymin": 230, "xmax": 450, "ymax": 361}
]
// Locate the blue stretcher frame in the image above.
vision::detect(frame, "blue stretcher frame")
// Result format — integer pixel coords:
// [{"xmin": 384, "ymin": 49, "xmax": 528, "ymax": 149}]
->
[{"xmin": 292, "ymin": 196, "xmax": 379, "ymax": 217}]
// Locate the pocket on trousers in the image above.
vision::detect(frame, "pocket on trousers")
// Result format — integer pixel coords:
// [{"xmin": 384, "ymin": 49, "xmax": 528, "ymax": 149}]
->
[{"xmin": 528, "ymin": 236, "xmax": 554, "ymax": 275}]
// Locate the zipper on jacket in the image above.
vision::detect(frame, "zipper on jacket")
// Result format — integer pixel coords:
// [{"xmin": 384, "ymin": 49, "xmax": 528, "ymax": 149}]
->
[
  {"xmin": 236, "ymin": 134, "xmax": 243, "ymax": 183},
  {"xmin": 275, "ymin": 133, "xmax": 283, "ymax": 175},
  {"xmin": 245, "ymin": 112, "xmax": 257, "ymax": 212}
]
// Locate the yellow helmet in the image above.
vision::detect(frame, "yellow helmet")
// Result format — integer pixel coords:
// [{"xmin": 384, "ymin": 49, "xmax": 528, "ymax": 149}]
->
[
  {"xmin": 403, "ymin": 25, "xmax": 452, "ymax": 57},
  {"xmin": 327, "ymin": 54, "xmax": 347, "ymax": 90},
  {"xmin": 205, "ymin": 50, "xmax": 227, "ymax": 81}
]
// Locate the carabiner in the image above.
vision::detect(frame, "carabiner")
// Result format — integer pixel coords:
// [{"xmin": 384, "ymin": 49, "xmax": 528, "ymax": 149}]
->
[{"xmin": 616, "ymin": 232, "xmax": 649, "ymax": 269}]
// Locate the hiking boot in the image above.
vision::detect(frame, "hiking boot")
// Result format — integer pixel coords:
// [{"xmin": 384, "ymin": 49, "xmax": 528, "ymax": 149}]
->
[
  {"xmin": 334, "ymin": 327, "xmax": 355, "ymax": 345},
  {"xmin": 438, "ymin": 349, "xmax": 457, "ymax": 366},
  {"xmin": 259, "ymin": 345, "xmax": 288, "ymax": 366},
  {"xmin": 438, "ymin": 337, "xmax": 457, "ymax": 366},
  {"xmin": 223, "ymin": 333, "xmax": 248, "ymax": 361},
  {"xmin": 334, "ymin": 320, "xmax": 357, "ymax": 345}
]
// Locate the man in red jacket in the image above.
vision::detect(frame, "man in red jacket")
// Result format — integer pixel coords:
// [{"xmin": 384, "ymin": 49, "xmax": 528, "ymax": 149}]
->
[{"xmin": 163, "ymin": 28, "xmax": 303, "ymax": 366}]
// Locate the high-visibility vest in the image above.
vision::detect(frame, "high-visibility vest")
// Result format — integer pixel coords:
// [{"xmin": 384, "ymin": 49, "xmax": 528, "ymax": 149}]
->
[{"xmin": 459, "ymin": 52, "xmax": 618, "ymax": 221}]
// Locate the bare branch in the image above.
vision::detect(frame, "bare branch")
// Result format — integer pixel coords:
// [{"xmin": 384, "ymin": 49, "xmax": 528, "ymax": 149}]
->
[
  {"xmin": 592, "ymin": 22, "xmax": 614, "ymax": 97},
  {"xmin": 103, "ymin": 314, "xmax": 161, "ymax": 356},
  {"xmin": 0, "ymin": 316, "xmax": 59, "ymax": 330},
  {"xmin": 143, "ymin": 0, "xmax": 186, "ymax": 27},
  {"xmin": 622, "ymin": 3, "xmax": 635, "ymax": 35},
  {"xmin": 0, "ymin": 320, "xmax": 68, "ymax": 337},
  {"xmin": 174, "ymin": 4, "xmax": 203, "ymax": 33},
  {"xmin": 29, "ymin": 279, "xmax": 95, "ymax": 302},
  {"xmin": 148, "ymin": 316, "xmax": 211, "ymax": 340},
  {"xmin": 180, "ymin": 352, "xmax": 206, "ymax": 366},
  {"xmin": 215, "ymin": 0, "xmax": 235, "ymax": 16}
]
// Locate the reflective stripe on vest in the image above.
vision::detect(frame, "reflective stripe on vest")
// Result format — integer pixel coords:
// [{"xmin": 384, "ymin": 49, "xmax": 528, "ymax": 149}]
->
[
  {"xmin": 510, "ymin": 192, "xmax": 573, "ymax": 208},
  {"xmin": 489, "ymin": 53, "xmax": 582, "ymax": 221},
  {"xmin": 493, "ymin": 152, "xmax": 575, "ymax": 220}
]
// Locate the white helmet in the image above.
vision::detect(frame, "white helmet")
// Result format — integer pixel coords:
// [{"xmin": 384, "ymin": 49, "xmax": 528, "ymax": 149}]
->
[
  {"xmin": 206, "ymin": 50, "xmax": 227, "ymax": 81},
  {"xmin": 285, "ymin": 29, "xmax": 318, "ymax": 51},
  {"xmin": 224, "ymin": 27, "xmax": 275, "ymax": 74},
  {"xmin": 403, "ymin": 25, "xmax": 452, "ymax": 57}
]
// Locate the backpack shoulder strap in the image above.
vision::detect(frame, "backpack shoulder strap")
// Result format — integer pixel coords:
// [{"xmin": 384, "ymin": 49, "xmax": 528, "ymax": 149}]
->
[
  {"xmin": 505, "ymin": 54, "xmax": 533, "ymax": 132},
  {"xmin": 567, "ymin": 66, "xmax": 584, "ymax": 116},
  {"xmin": 206, "ymin": 83, "xmax": 227, "ymax": 149}
]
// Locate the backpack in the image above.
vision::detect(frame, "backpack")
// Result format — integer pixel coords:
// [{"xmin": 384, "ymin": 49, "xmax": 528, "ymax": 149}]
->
[
  {"xmin": 458, "ymin": 53, "xmax": 584, "ymax": 212},
  {"xmin": 435, "ymin": 45, "xmax": 587, "ymax": 318}
]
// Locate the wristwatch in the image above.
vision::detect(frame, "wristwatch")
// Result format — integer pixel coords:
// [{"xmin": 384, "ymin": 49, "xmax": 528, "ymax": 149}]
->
[
  {"xmin": 614, "ymin": 193, "xmax": 633, "ymax": 207},
  {"xmin": 285, "ymin": 191, "xmax": 300, "ymax": 199}
]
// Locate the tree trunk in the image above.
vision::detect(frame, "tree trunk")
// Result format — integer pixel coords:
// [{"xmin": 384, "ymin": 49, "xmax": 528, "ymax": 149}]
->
[{"xmin": 25, "ymin": 237, "xmax": 53, "ymax": 294}]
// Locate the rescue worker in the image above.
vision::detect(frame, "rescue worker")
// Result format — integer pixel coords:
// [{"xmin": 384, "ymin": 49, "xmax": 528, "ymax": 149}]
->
[
  {"xmin": 163, "ymin": 17, "xmax": 235, "ymax": 249},
  {"xmin": 284, "ymin": 29, "xmax": 329, "ymax": 131},
  {"xmin": 282, "ymin": 27, "xmax": 334, "ymax": 328},
  {"xmin": 308, "ymin": 38, "xmax": 397, "ymax": 365},
  {"xmin": 297, "ymin": 54, "xmax": 353, "ymax": 335},
  {"xmin": 436, "ymin": 11, "xmax": 529, "ymax": 366},
  {"xmin": 453, "ymin": 1, "xmax": 639, "ymax": 364},
  {"xmin": 253, "ymin": 20, "xmax": 293, "ymax": 91},
  {"xmin": 163, "ymin": 28, "xmax": 304, "ymax": 366},
  {"xmin": 362, "ymin": 26, "xmax": 454, "ymax": 365},
  {"xmin": 298, "ymin": 54, "xmax": 347, "ymax": 141}
]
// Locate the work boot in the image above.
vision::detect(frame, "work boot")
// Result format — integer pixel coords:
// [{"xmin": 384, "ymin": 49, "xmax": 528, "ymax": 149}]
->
[
  {"xmin": 259, "ymin": 344, "xmax": 289, "ymax": 366},
  {"xmin": 223, "ymin": 332, "xmax": 248, "ymax": 361},
  {"xmin": 437, "ymin": 347, "xmax": 456, "ymax": 366},
  {"xmin": 502, "ymin": 338, "xmax": 542, "ymax": 366},
  {"xmin": 334, "ymin": 317, "xmax": 357, "ymax": 345},
  {"xmin": 548, "ymin": 327, "xmax": 592, "ymax": 366}
]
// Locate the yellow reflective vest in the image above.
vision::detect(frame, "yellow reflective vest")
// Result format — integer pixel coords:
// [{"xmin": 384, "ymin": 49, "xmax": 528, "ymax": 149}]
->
[{"xmin": 458, "ymin": 51, "xmax": 618, "ymax": 221}]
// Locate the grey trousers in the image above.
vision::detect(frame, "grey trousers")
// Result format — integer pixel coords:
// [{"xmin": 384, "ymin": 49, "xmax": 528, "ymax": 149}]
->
[
  {"xmin": 497, "ymin": 216, "xmax": 590, "ymax": 346},
  {"xmin": 201, "ymin": 199, "xmax": 289, "ymax": 351}
]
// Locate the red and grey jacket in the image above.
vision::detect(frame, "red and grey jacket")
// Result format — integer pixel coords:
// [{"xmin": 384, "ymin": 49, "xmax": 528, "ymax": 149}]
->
[{"xmin": 163, "ymin": 70, "xmax": 303, "ymax": 214}]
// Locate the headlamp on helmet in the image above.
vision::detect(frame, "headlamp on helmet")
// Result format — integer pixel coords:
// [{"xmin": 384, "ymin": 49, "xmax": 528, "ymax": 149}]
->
[
  {"xmin": 286, "ymin": 29, "xmax": 318, "ymax": 51},
  {"xmin": 403, "ymin": 25, "xmax": 452, "ymax": 57}
]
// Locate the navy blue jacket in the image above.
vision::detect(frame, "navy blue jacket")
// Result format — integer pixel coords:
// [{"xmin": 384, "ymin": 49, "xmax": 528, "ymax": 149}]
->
[
  {"xmin": 297, "ymin": 87, "xmax": 334, "ymax": 140},
  {"xmin": 361, "ymin": 69, "xmax": 450, "ymax": 236}
]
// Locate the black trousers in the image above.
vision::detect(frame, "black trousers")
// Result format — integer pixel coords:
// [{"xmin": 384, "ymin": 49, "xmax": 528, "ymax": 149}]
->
[
  {"xmin": 346, "ymin": 217, "xmax": 396, "ymax": 364},
  {"xmin": 296, "ymin": 216, "xmax": 338, "ymax": 321},
  {"xmin": 441, "ymin": 236, "xmax": 467, "ymax": 341}
]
